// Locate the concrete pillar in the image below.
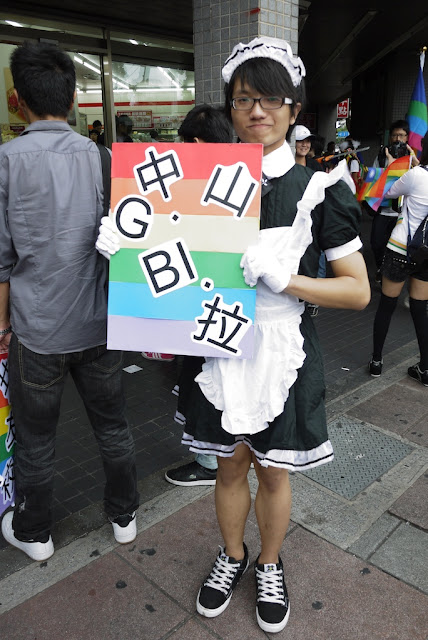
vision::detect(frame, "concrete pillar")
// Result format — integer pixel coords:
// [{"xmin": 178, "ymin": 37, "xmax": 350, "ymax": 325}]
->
[
  {"xmin": 317, "ymin": 104, "xmax": 338, "ymax": 150},
  {"xmin": 193, "ymin": 0, "xmax": 300, "ymax": 107}
]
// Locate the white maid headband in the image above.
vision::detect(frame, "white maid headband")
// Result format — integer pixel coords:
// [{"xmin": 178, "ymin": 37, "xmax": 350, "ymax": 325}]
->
[{"xmin": 222, "ymin": 37, "xmax": 306, "ymax": 87}]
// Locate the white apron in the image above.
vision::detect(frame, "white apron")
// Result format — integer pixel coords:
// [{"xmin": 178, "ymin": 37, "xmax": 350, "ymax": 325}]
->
[{"xmin": 195, "ymin": 160, "xmax": 349, "ymax": 436}]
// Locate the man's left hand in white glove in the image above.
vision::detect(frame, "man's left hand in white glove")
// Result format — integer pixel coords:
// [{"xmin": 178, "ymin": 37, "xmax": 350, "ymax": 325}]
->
[
  {"xmin": 240, "ymin": 245, "xmax": 291, "ymax": 293},
  {"xmin": 95, "ymin": 216, "xmax": 120, "ymax": 260}
]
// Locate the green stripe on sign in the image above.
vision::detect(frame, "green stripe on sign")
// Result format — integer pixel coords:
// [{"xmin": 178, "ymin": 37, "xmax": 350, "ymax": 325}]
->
[
  {"xmin": 0, "ymin": 433, "xmax": 14, "ymax": 463},
  {"xmin": 110, "ymin": 249, "xmax": 249, "ymax": 288}
]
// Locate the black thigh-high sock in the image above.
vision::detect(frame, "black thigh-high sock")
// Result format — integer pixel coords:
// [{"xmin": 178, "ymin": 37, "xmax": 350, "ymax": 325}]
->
[
  {"xmin": 409, "ymin": 298, "xmax": 428, "ymax": 370},
  {"xmin": 372, "ymin": 293, "xmax": 399, "ymax": 361}
]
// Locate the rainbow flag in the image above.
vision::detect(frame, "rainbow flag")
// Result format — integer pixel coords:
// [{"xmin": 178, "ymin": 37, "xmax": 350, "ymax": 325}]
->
[
  {"xmin": 356, "ymin": 155, "xmax": 411, "ymax": 211},
  {"xmin": 407, "ymin": 50, "xmax": 427, "ymax": 157},
  {"xmin": 0, "ymin": 354, "xmax": 14, "ymax": 517},
  {"xmin": 107, "ymin": 142, "xmax": 262, "ymax": 358}
]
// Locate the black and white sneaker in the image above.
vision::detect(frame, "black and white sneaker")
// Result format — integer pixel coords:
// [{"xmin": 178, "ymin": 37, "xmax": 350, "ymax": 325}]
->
[
  {"xmin": 255, "ymin": 556, "xmax": 290, "ymax": 633},
  {"xmin": 111, "ymin": 512, "xmax": 136, "ymax": 544},
  {"xmin": 197, "ymin": 544, "xmax": 249, "ymax": 617},
  {"xmin": 368, "ymin": 357, "xmax": 383, "ymax": 377},
  {"xmin": 408, "ymin": 363, "xmax": 428, "ymax": 387},
  {"xmin": 165, "ymin": 460, "xmax": 217, "ymax": 486}
]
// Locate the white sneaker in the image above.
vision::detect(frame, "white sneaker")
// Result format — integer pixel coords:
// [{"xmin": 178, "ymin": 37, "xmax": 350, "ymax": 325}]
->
[
  {"xmin": 1, "ymin": 511, "xmax": 54, "ymax": 561},
  {"xmin": 111, "ymin": 512, "xmax": 137, "ymax": 544}
]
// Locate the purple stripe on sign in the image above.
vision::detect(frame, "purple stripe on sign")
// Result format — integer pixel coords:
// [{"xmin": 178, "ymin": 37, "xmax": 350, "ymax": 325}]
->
[{"xmin": 107, "ymin": 315, "xmax": 254, "ymax": 359}]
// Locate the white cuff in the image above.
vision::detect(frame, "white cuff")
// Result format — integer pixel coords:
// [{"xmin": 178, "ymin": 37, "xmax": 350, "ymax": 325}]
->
[{"xmin": 325, "ymin": 236, "xmax": 362, "ymax": 262}]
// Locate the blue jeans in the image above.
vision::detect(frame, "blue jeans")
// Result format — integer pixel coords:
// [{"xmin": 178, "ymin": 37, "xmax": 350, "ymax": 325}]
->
[
  {"xmin": 195, "ymin": 453, "xmax": 218, "ymax": 470},
  {"xmin": 8, "ymin": 335, "xmax": 139, "ymax": 542},
  {"xmin": 317, "ymin": 252, "xmax": 326, "ymax": 279}
]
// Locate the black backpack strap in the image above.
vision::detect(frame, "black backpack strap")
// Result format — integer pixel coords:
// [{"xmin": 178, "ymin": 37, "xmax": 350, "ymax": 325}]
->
[{"xmin": 97, "ymin": 143, "xmax": 112, "ymax": 216}]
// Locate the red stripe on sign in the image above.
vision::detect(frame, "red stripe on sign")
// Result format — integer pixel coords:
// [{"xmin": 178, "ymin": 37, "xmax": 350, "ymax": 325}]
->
[{"xmin": 111, "ymin": 142, "xmax": 263, "ymax": 181}]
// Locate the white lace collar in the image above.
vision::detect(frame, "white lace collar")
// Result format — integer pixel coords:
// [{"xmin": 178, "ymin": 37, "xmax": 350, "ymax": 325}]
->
[{"xmin": 262, "ymin": 141, "xmax": 295, "ymax": 180}]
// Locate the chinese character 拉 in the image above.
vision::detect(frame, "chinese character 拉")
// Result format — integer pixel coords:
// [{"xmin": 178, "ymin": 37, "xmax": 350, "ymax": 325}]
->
[{"xmin": 192, "ymin": 294, "xmax": 252, "ymax": 356}]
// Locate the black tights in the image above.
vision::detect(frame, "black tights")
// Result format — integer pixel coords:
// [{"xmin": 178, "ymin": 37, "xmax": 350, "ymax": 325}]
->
[
  {"xmin": 409, "ymin": 298, "xmax": 428, "ymax": 370},
  {"xmin": 372, "ymin": 293, "xmax": 428, "ymax": 369},
  {"xmin": 372, "ymin": 293, "xmax": 398, "ymax": 361}
]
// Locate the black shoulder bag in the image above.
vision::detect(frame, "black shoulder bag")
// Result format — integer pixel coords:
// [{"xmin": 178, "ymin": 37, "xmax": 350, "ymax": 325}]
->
[
  {"xmin": 407, "ymin": 165, "xmax": 428, "ymax": 266},
  {"xmin": 97, "ymin": 143, "xmax": 112, "ymax": 215}
]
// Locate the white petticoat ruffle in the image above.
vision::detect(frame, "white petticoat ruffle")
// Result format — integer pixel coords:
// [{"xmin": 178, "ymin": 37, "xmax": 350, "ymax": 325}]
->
[{"xmin": 181, "ymin": 432, "xmax": 334, "ymax": 471}]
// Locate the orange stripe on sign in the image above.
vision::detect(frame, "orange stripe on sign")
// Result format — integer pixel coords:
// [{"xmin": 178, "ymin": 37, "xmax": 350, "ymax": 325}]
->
[
  {"xmin": 111, "ymin": 142, "xmax": 263, "ymax": 181},
  {"xmin": 111, "ymin": 178, "xmax": 261, "ymax": 218}
]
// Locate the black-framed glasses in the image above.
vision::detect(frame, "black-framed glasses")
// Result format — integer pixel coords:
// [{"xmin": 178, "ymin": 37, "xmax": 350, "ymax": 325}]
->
[{"xmin": 230, "ymin": 96, "xmax": 293, "ymax": 111}]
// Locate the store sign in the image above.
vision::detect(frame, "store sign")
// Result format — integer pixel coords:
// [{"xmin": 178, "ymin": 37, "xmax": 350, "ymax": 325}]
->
[
  {"xmin": 117, "ymin": 110, "xmax": 153, "ymax": 129},
  {"xmin": 337, "ymin": 99, "xmax": 349, "ymax": 119},
  {"xmin": 107, "ymin": 143, "xmax": 262, "ymax": 358},
  {"xmin": 153, "ymin": 114, "xmax": 185, "ymax": 130}
]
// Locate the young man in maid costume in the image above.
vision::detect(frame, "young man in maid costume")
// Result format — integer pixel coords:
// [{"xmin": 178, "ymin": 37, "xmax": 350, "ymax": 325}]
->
[
  {"xmin": 95, "ymin": 36, "xmax": 370, "ymax": 634},
  {"xmin": 181, "ymin": 38, "xmax": 370, "ymax": 633}
]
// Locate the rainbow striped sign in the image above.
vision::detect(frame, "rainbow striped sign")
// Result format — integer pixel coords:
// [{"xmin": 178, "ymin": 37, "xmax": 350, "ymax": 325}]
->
[
  {"xmin": 107, "ymin": 142, "xmax": 262, "ymax": 358},
  {"xmin": 0, "ymin": 354, "xmax": 14, "ymax": 516}
]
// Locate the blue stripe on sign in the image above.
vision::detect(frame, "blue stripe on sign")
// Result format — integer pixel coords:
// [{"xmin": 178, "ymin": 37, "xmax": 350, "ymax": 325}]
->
[{"xmin": 108, "ymin": 281, "xmax": 256, "ymax": 321}]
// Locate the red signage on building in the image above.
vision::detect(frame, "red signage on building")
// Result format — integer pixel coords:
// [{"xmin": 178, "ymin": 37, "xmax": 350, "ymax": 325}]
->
[
  {"xmin": 337, "ymin": 99, "xmax": 349, "ymax": 119},
  {"xmin": 299, "ymin": 113, "xmax": 317, "ymax": 131}
]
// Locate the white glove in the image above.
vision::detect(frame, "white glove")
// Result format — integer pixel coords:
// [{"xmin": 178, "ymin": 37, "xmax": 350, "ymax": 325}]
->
[
  {"xmin": 240, "ymin": 244, "xmax": 291, "ymax": 293},
  {"xmin": 95, "ymin": 216, "xmax": 120, "ymax": 260}
]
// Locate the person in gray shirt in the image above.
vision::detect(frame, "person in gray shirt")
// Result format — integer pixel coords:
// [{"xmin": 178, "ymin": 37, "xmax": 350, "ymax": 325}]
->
[{"xmin": 0, "ymin": 41, "xmax": 139, "ymax": 561}]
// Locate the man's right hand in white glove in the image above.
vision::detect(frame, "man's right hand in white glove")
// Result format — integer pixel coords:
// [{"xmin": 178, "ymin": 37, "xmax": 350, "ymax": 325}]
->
[
  {"xmin": 240, "ymin": 244, "xmax": 291, "ymax": 293},
  {"xmin": 95, "ymin": 216, "xmax": 120, "ymax": 260}
]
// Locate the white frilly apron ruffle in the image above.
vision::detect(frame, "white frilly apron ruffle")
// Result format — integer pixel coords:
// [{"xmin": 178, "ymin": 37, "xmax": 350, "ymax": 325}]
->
[{"xmin": 196, "ymin": 160, "xmax": 349, "ymax": 436}]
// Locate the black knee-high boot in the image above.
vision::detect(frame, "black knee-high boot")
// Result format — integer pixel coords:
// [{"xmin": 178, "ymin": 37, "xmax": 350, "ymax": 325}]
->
[
  {"xmin": 372, "ymin": 293, "xmax": 399, "ymax": 361},
  {"xmin": 409, "ymin": 298, "xmax": 428, "ymax": 370}
]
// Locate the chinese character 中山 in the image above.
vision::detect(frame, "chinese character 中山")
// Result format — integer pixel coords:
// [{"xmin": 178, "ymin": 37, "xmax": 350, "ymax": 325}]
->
[
  {"xmin": 201, "ymin": 162, "xmax": 258, "ymax": 219},
  {"xmin": 0, "ymin": 358, "xmax": 9, "ymax": 401},
  {"xmin": 133, "ymin": 146, "xmax": 183, "ymax": 202}
]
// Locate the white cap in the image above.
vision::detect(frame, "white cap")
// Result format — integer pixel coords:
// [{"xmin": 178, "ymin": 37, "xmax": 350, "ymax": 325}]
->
[
  {"xmin": 222, "ymin": 37, "xmax": 306, "ymax": 87},
  {"xmin": 295, "ymin": 125, "xmax": 312, "ymax": 141}
]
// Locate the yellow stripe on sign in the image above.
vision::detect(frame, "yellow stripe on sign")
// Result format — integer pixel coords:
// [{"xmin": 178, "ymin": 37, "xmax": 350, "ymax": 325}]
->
[
  {"xmin": 112, "ymin": 214, "xmax": 260, "ymax": 253},
  {"xmin": 0, "ymin": 404, "xmax": 11, "ymax": 437}
]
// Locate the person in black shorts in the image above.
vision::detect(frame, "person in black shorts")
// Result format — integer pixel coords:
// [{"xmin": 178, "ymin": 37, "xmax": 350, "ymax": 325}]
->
[{"xmin": 369, "ymin": 135, "xmax": 428, "ymax": 385}]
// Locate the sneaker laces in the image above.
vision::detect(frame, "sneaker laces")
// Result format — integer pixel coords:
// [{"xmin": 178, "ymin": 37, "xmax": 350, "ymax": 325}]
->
[
  {"xmin": 255, "ymin": 566, "xmax": 287, "ymax": 605},
  {"xmin": 203, "ymin": 548, "xmax": 241, "ymax": 596}
]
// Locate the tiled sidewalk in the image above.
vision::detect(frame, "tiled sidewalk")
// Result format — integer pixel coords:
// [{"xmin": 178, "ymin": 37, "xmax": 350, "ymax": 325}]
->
[{"xmin": 1, "ymin": 211, "xmax": 427, "ymax": 638}]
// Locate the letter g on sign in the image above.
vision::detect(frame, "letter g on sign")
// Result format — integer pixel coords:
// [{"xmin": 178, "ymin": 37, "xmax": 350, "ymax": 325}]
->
[{"xmin": 114, "ymin": 195, "xmax": 153, "ymax": 240}]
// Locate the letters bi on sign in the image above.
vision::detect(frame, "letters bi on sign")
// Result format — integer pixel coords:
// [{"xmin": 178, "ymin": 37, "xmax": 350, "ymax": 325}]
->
[{"xmin": 138, "ymin": 238, "xmax": 198, "ymax": 298}]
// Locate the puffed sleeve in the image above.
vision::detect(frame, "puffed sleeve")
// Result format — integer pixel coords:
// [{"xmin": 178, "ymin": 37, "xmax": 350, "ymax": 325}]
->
[
  {"xmin": 299, "ymin": 179, "xmax": 362, "ymax": 277},
  {"xmin": 317, "ymin": 179, "xmax": 362, "ymax": 251}
]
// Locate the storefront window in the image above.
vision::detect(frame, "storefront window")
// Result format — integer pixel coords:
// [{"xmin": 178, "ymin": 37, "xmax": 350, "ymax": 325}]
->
[
  {"xmin": 0, "ymin": 16, "xmax": 194, "ymax": 145},
  {"xmin": 0, "ymin": 42, "xmax": 27, "ymax": 142},
  {"xmin": 77, "ymin": 57, "xmax": 194, "ymax": 142}
]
